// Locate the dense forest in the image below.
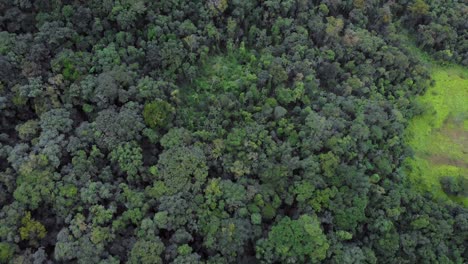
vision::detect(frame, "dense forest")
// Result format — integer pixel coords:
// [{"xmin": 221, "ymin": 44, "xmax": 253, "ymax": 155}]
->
[{"xmin": 0, "ymin": 0, "xmax": 467, "ymax": 263}]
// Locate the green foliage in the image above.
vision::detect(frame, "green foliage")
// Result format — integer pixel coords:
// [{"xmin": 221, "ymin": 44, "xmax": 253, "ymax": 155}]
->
[
  {"xmin": 40, "ymin": 108, "xmax": 73, "ymax": 133},
  {"xmin": 16, "ymin": 120, "xmax": 39, "ymax": 140},
  {"xmin": 51, "ymin": 50, "xmax": 90, "ymax": 81},
  {"xmin": 145, "ymin": 181, "xmax": 167, "ymax": 199},
  {"xmin": 90, "ymin": 205, "xmax": 115, "ymax": 226},
  {"xmin": 251, "ymin": 213, "xmax": 262, "ymax": 225},
  {"xmin": 408, "ymin": 0, "xmax": 429, "ymax": 16},
  {"xmin": 333, "ymin": 195, "xmax": 368, "ymax": 231},
  {"xmin": 92, "ymin": 103, "xmax": 145, "ymax": 149},
  {"xmin": 310, "ymin": 188, "xmax": 337, "ymax": 212},
  {"xmin": 336, "ymin": 230, "xmax": 353, "ymax": 241},
  {"xmin": 92, "ymin": 43, "xmax": 122, "ymax": 72},
  {"xmin": 128, "ymin": 239, "xmax": 164, "ymax": 264},
  {"xmin": 143, "ymin": 100, "xmax": 175, "ymax": 129},
  {"xmin": 440, "ymin": 176, "xmax": 468, "ymax": 197},
  {"xmin": 110, "ymin": 141, "xmax": 143, "ymax": 178},
  {"xmin": 90, "ymin": 226, "xmax": 113, "ymax": 244},
  {"xmin": 0, "ymin": 1, "xmax": 467, "ymax": 263},
  {"xmin": 160, "ymin": 128, "xmax": 192, "ymax": 149},
  {"xmin": 19, "ymin": 212, "xmax": 47, "ymax": 244},
  {"xmin": 157, "ymin": 146, "xmax": 208, "ymax": 194},
  {"xmin": 0, "ymin": 32, "xmax": 13, "ymax": 55},
  {"xmin": 153, "ymin": 212, "xmax": 169, "ymax": 229},
  {"xmin": 177, "ymin": 244, "xmax": 192, "ymax": 256},
  {"xmin": 13, "ymin": 155, "xmax": 55, "ymax": 210},
  {"xmin": 0, "ymin": 242, "xmax": 14, "ymax": 263},
  {"xmin": 256, "ymin": 215, "xmax": 329, "ymax": 263},
  {"xmin": 320, "ymin": 152, "xmax": 339, "ymax": 178},
  {"xmin": 208, "ymin": 0, "xmax": 229, "ymax": 14},
  {"xmin": 110, "ymin": 1, "xmax": 146, "ymax": 30}
]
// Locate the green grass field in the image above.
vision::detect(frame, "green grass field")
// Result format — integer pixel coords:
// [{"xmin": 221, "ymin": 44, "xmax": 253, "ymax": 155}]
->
[{"xmin": 404, "ymin": 60, "xmax": 468, "ymax": 206}]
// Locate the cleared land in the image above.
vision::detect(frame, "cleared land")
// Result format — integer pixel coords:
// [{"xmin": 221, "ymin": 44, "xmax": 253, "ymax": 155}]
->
[{"xmin": 405, "ymin": 63, "xmax": 468, "ymax": 206}]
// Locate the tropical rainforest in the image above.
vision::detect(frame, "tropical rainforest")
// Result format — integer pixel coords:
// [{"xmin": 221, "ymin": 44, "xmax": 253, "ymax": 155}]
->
[{"xmin": 0, "ymin": 0, "xmax": 467, "ymax": 263}]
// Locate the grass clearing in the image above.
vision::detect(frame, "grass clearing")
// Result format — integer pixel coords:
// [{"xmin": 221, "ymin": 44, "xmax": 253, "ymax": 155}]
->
[{"xmin": 404, "ymin": 59, "xmax": 468, "ymax": 206}]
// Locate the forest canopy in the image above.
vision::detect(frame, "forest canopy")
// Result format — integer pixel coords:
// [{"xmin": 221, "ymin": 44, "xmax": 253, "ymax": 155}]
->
[{"xmin": 0, "ymin": 0, "xmax": 467, "ymax": 263}]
